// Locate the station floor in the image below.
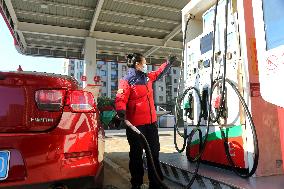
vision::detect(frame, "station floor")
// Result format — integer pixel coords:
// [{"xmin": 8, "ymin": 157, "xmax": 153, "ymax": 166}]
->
[
  {"xmin": 104, "ymin": 128, "xmax": 183, "ymax": 189},
  {"xmin": 104, "ymin": 128, "xmax": 284, "ymax": 189}
]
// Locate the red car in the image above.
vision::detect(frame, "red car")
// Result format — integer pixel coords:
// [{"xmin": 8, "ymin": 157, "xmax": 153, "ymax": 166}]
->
[{"xmin": 0, "ymin": 71, "xmax": 105, "ymax": 189}]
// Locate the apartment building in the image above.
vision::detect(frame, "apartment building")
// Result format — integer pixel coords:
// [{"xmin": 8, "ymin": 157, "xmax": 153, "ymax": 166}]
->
[{"xmin": 63, "ymin": 59, "xmax": 84, "ymax": 87}]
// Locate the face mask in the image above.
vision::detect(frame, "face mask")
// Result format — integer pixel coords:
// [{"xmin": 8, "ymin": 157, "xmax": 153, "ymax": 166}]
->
[{"xmin": 142, "ymin": 64, "xmax": 148, "ymax": 73}]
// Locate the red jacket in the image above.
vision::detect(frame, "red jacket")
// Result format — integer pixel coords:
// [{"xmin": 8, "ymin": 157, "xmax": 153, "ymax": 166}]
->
[{"xmin": 115, "ymin": 62, "xmax": 171, "ymax": 126}]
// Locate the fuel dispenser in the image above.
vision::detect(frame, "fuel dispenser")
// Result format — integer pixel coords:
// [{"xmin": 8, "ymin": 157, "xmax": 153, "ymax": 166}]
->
[{"xmin": 176, "ymin": 0, "xmax": 284, "ymax": 178}]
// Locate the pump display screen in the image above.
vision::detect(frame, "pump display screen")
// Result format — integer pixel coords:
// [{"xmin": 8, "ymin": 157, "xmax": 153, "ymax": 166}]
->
[
  {"xmin": 200, "ymin": 32, "xmax": 213, "ymax": 54},
  {"xmin": 263, "ymin": 0, "xmax": 284, "ymax": 50}
]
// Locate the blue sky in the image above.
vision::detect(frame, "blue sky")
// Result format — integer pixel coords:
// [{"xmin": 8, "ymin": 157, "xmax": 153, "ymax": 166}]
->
[{"xmin": 0, "ymin": 15, "xmax": 64, "ymax": 74}]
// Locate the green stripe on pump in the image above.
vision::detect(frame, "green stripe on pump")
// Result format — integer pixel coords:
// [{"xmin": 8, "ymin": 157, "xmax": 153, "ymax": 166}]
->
[{"xmin": 191, "ymin": 125, "xmax": 242, "ymax": 145}]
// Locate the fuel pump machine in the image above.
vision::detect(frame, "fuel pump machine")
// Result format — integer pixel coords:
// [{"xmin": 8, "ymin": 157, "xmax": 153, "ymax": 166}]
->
[{"xmin": 180, "ymin": 0, "xmax": 284, "ymax": 177}]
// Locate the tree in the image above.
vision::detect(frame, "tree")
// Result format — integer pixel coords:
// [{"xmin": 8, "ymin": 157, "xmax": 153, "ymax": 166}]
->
[{"xmin": 97, "ymin": 96, "xmax": 117, "ymax": 130}]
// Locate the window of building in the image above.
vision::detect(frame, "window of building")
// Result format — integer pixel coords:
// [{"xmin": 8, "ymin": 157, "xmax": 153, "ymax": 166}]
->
[
  {"xmin": 103, "ymin": 82, "xmax": 106, "ymax": 87},
  {"xmin": 111, "ymin": 82, "xmax": 117, "ymax": 87},
  {"xmin": 71, "ymin": 73, "xmax": 74, "ymax": 77},
  {"xmin": 159, "ymin": 86, "xmax": 163, "ymax": 91},
  {"xmin": 111, "ymin": 62, "xmax": 118, "ymax": 69},
  {"xmin": 97, "ymin": 61, "xmax": 105, "ymax": 67},
  {"xmin": 156, "ymin": 77, "xmax": 162, "ymax": 82},
  {"xmin": 173, "ymin": 69, "xmax": 177, "ymax": 74},
  {"xmin": 174, "ymin": 79, "xmax": 177, "ymax": 83},
  {"xmin": 111, "ymin": 86, "xmax": 117, "ymax": 91},
  {"xmin": 111, "ymin": 70, "xmax": 118, "ymax": 76},
  {"xmin": 174, "ymin": 88, "xmax": 177, "ymax": 92},
  {"xmin": 100, "ymin": 70, "xmax": 107, "ymax": 76},
  {"xmin": 166, "ymin": 96, "xmax": 172, "ymax": 102},
  {"xmin": 97, "ymin": 61, "xmax": 101, "ymax": 64},
  {"xmin": 159, "ymin": 96, "xmax": 163, "ymax": 101},
  {"xmin": 122, "ymin": 65, "xmax": 127, "ymax": 71}
]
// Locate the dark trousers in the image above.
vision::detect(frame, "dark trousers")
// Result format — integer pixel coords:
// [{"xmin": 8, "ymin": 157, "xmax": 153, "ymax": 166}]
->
[{"xmin": 126, "ymin": 122, "xmax": 164, "ymax": 188}]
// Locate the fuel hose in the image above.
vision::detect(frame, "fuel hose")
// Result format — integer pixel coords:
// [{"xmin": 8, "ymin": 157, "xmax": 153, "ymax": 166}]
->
[{"xmin": 124, "ymin": 120, "xmax": 170, "ymax": 189}]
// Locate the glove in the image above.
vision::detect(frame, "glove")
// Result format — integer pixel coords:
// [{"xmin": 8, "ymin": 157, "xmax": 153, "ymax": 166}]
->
[
  {"xmin": 111, "ymin": 110, "xmax": 126, "ymax": 129},
  {"xmin": 168, "ymin": 55, "xmax": 177, "ymax": 65},
  {"xmin": 116, "ymin": 110, "xmax": 126, "ymax": 121}
]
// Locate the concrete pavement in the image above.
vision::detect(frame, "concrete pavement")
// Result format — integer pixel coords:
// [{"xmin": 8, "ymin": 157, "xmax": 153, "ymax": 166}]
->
[{"xmin": 104, "ymin": 128, "xmax": 185, "ymax": 189}]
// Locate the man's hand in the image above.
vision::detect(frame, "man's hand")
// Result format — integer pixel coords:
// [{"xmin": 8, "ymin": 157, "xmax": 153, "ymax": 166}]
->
[
  {"xmin": 116, "ymin": 110, "xmax": 126, "ymax": 121},
  {"xmin": 111, "ymin": 110, "xmax": 126, "ymax": 129},
  {"xmin": 168, "ymin": 55, "xmax": 177, "ymax": 65}
]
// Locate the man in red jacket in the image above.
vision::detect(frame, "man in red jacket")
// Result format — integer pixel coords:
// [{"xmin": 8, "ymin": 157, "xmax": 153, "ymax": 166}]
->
[{"xmin": 115, "ymin": 53, "xmax": 176, "ymax": 189}]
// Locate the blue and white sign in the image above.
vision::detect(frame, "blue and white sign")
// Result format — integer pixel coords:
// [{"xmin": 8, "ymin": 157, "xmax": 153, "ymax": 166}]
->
[{"xmin": 0, "ymin": 151, "xmax": 10, "ymax": 180}]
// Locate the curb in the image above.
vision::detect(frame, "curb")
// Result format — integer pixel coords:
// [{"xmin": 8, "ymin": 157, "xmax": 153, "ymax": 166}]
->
[
  {"xmin": 104, "ymin": 156, "xmax": 149, "ymax": 189},
  {"xmin": 104, "ymin": 157, "xmax": 131, "ymax": 181}
]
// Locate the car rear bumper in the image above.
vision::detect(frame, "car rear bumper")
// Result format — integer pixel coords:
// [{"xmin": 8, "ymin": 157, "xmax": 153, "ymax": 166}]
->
[
  {"xmin": 0, "ymin": 163, "xmax": 104, "ymax": 189},
  {"xmin": 2, "ymin": 165, "xmax": 104, "ymax": 189},
  {"xmin": 0, "ymin": 131, "xmax": 102, "ymax": 188}
]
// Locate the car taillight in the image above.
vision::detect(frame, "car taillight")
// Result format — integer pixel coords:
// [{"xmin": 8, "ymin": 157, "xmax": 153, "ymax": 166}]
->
[
  {"xmin": 64, "ymin": 151, "xmax": 93, "ymax": 159},
  {"xmin": 35, "ymin": 90, "xmax": 65, "ymax": 111},
  {"xmin": 66, "ymin": 90, "xmax": 95, "ymax": 112}
]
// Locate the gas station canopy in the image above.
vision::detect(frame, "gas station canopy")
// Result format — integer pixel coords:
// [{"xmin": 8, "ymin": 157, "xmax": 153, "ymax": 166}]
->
[{"xmin": 1, "ymin": 0, "xmax": 189, "ymax": 60}]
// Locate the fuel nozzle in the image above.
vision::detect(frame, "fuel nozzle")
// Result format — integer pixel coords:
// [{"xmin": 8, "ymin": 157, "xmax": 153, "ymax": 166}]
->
[
  {"xmin": 212, "ymin": 85, "xmax": 228, "ymax": 121},
  {"xmin": 213, "ymin": 95, "xmax": 221, "ymax": 109},
  {"xmin": 184, "ymin": 93, "xmax": 194, "ymax": 120}
]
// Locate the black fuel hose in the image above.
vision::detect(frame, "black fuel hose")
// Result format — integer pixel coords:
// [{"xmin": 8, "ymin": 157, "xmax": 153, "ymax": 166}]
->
[
  {"xmin": 183, "ymin": 0, "xmax": 220, "ymax": 163},
  {"xmin": 124, "ymin": 120, "xmax": 170, "ymax": 189},
  {"xmin": 216, "ymin": 79, "xmax": 259, "ymax": 178},
  {"xmin": 172, "ymin": 0, "xmax": 220, "ymax": 188},
  {"xmin": 174, "ymin": 87, "xmax": 203, "ymax": 188},
  {"xmin": 185, "ymin": 128, "xmax": 202, "ymax": 188},
  {"xmin": 174, "ymin": 86, "xmax": 202, "ymax": 153},
  {"xmin": 210, "ymin": 0, "xmax": 229, "ymax": 124},
  {"xmin": 107, "ymin": 109, "xmax": 169, "ymax": 188},
  {"xmin": 174, "ymin": 13, "xmax": 194, "ymax": 141},
  {"xmin": 124, "ymin": 117, "xmax": 201, "ymax": 189},
  {"xmin": 186, "ymin": 128, "xmax": 203, "ymax": 163},
  {"xmin": 210, "ymin": 0, "xmax": 259, "ymax": 177},
  {"xmin": 173, "ymin": 88, "xmax": 202, "ymax": 187}
]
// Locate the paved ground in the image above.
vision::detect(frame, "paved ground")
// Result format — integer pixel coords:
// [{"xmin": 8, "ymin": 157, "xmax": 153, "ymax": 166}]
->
[
  {"xmin": 104, "ymin": 128, "xmax": 185, "ymax": 189},
  {"xmin": 103, "ymin": 163, "xmax": 130, "ymax": 189}
]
